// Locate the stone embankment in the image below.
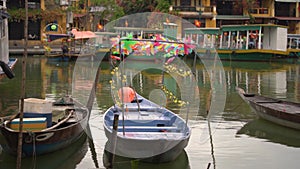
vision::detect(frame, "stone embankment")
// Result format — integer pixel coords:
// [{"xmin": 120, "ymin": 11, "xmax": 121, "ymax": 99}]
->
[{"xmin": 9, "ymin": 45, "xmax": 61, "ymax": 55}]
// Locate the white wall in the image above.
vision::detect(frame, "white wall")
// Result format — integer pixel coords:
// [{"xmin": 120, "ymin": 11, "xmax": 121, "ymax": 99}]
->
[
  {"xmin": 0, "ymin": 18, "xmax": 9, "ymax": 64},
  {"xmin": 276, "ymin": 27, "xmax": 287, "ymax": 51},
  {"xmin": 263, "ymin": 26, "xmax": 287, "ymax": 51}
]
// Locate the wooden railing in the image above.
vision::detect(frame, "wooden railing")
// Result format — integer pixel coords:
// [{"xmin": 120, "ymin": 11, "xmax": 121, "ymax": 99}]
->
[
  {"xmin": 249, "ymin": 8, "xmax": 269, "ymax": 15},
  {"xmin": 173, "ymin": 6, "xmax": 197, "ymax": 12},
  {"xmin": 172, "ymin": 6, "xmax": 214, "ymax": 13}
]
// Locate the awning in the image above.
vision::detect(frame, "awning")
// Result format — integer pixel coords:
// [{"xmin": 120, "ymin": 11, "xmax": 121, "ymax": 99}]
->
[
  {"xmin": 221, "ymin": 25, "xmax": 261, "ymax": 31},
  {"xmin": 221, "ymin": 24, "xmax": 288, "ymax": 32},
  {"xmin": 216, "ymin": 15, "xmax": 250, "ymax": 20},
  {"xmin": 185, "ymin": 28, "xmax": 220, "ymax": 35},
  {"xmin": 71, "ymin": 29, "xmax": 96, "ymax": 39},
  {"xmin": 275, "ymin": 16, "xmax": 300, "ymax": 21}
]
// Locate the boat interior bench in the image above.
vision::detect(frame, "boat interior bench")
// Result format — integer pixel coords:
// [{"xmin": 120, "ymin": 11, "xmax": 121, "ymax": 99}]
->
[
  {"xmin": 122, "ymin": 132, "xmax": 186, "ymax": 139},
  {"xmin": 115, "ymin": 125, "xmax": 180, "ymax": 132}
]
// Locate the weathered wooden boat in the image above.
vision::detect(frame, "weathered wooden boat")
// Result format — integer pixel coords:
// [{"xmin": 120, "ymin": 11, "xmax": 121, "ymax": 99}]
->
[
  {"xmin": 0, "ymin": 98, "xmax": 89, "ymax": 157},
  {"xmin": 237, "ymin": 87, "xmax": 300, "ymax": 130},
  {"xmin": 103, "ymin": 89, "xmax": 191, "ymax": 163}
]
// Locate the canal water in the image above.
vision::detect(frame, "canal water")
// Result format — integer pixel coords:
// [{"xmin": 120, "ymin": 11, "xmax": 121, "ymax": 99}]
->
[{"xmin": 1, "ymin": 56, "xmax": 300, "ymax": 169}]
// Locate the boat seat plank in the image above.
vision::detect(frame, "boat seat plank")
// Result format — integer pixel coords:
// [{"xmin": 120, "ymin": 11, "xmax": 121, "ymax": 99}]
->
[
  {"xmin": 256, "ymin": 101, "xmax": 281, "ymax": 103},
  {"xmin": 110, "ymin": 112, "xmax": 170, "ymax": 121},
  {"xmin": 119, "ymin": 132, "xmax": 186, "ymax": 139},
  {"xmin": 116, "ymin": 126, "xmax": 177, "ymax": 130},
  {"xmin": 114, "ymin": 125, "xmax": 179, "ymax": 132}
]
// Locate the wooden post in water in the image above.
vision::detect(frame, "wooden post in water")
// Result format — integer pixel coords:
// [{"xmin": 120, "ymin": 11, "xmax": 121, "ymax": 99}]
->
[
  {"xmin": 86, "ymin": 66, "xmax": 101, "ymax": 168},
  {"xmin": 16, "ymin": 0, "xmax": 28, "ymax": 168}
]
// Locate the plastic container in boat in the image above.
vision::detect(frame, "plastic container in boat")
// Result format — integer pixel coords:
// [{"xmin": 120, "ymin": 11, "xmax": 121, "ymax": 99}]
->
[{"xmin": 22, "ymin": 98, "xmax": 53, "ymax": 127}]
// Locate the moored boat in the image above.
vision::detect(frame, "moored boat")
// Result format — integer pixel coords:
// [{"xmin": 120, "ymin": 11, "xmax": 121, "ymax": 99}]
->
[
  {"xmin": 103, "ymin": 89, "xmax": 191, "ymax": 163},
  {"xmin": 44, "ymin": 28, "xmax": 96, "ymax": 61},
  {"xmin": 0, "ymin": 97, "xmax": 89, "ymax": 157},
  {"xmin": 185, "ymin": 24, "xmax": 300, "ymax": 62},
  {"xmin": 237, "ymin": 87, "xmax": 300, "ymax": 130}
]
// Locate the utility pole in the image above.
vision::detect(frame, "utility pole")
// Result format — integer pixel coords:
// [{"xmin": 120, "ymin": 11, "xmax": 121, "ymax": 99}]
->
[
  {"xmin": 16, "ymin": 0, "xmax": 28, "ymax": 168},
  {"xmin": 66, "ymin": 0, "xmax": 73, "ymax": 31}
]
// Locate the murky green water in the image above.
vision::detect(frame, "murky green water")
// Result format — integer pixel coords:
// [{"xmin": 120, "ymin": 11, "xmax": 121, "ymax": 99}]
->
[{"xmin": 1, "ymin": 56, "xmax": 300, "ymax": 169}]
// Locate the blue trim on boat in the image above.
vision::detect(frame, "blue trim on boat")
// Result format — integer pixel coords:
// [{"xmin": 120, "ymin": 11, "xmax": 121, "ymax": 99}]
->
[{"xmin": 21, "ymin": 133, "xmax": 84, "ymax": 156}]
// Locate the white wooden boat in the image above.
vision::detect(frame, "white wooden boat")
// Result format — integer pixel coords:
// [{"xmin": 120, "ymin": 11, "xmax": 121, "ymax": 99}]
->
[{"xmin": 103, "ymin": 92, "xmax": 191, "ymax": 163}]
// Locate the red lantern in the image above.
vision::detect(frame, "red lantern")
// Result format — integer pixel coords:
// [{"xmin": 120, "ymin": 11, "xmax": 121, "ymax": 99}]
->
[
  {"xmin": 194, "ymin": 20, "xmax": 201, "ymax": 27},
  {"xmin": 97, "ymin": 23, "xmax": 103, "ymax": 30}
]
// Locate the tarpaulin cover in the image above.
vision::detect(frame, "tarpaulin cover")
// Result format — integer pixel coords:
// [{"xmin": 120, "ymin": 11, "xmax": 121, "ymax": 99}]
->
[{"xmin": 71, "ymin": 29, "xmax": 96, "ymax": 39}]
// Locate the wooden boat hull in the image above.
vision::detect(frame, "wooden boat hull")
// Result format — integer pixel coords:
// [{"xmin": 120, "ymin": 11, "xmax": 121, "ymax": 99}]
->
[
  {"xmin": 237, "ymin": 88, "xmax": 300, "ymax": 130},
  {"xmin": 0, "ymin": 133, "xmax": 88, "ymax": 169},
  {"xmin": 247, "ymin": 101, "xmax": 300, "ymax": 130},
  {"xmin": 197, "ymin": 49, "xmax": 299, "ymax": 63},
  {"xmin": 0, "ymin": 108, "xmax": 88, "ymax": 157},
  {"xmin": 104, "ymin": 134, "xmax": 189, "ymax": 163},
  {"xmin": 103, "ymin": 94, "xmax": 191, "ymax": 163},
  {"xmin": 46, "ymin": 53, "xmax": 99, "ymax": 62}
]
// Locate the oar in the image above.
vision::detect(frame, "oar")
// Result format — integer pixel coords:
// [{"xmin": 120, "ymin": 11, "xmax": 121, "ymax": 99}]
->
[
  {"xmin": 0, "ymin": 60, "xmax": 15, "ymax": 79},
  {"xmin": 41, "ymin": 110, "xmax": 74, "ymax": 131}
]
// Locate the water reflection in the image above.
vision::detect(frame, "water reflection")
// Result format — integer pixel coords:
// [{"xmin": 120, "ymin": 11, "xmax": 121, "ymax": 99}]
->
[
  {"xmin": 237, "ymin": 119, "xmax": 300, "ymax": 148},
  {"xmin": 102, "ymin": 147, "xmax": 190, "ymax": 169},
  {"xmin": 42, "ymin": 59, "xmax": 74, "ymax": 97},
  {"xmin": 1, "ymin": 57, "xmax": 300, "ymax": 169},
  {"xmin": 0, "ymin": 133, "xmax": 88, "ymax": 169}
]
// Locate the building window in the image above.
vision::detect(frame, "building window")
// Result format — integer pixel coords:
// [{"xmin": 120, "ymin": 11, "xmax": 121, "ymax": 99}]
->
[
  {"xmin": 60, "ymin": 0, "xmax": 69, "ymax": 6},
  {"xmin": 181, "ymin": 0, "xmax": 191, "ymax": 6},
  {"xmin": 28, "ymin": 2, "xmax": 40, "ymax": 9}
]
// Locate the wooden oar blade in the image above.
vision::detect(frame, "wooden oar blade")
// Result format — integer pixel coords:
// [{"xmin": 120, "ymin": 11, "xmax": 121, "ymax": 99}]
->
[{"xmin": 0, "ymin": 61, "xmax": 15, "ymax": 79}]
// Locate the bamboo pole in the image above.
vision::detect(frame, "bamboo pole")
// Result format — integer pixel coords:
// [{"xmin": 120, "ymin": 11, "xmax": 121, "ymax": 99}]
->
[{"xmin": 16, "ymin": 0, "xmax": 28, "ymax": 168}]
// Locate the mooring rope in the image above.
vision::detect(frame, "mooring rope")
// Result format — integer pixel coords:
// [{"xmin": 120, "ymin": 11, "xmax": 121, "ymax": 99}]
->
[{"xmin": 29, "ymin": 132, "xmax": 36, "ymax": 169}]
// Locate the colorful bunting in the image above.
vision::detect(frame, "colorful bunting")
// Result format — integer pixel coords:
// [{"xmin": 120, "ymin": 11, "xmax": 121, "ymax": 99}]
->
[{"xmin": 110, "ymin": 34, "xmax": 196, "ymax": 58}]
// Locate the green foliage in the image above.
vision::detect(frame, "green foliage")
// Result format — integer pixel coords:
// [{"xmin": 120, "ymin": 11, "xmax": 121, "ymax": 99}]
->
[
  {"xmin": 154, "ymin": 0, "xmax": 171, "ymax": 13},
  {"xmin": 118, "ymin": 0, "xmax": 170, "ymax": 15},
  {"xmin": 7, "ymin": 0, "xmax": 170, "ymax": 24},
  {"xmin": 90, "ymin": 0, "xmax": 125, "ymax": 20},
  {"xmin": 120, "ymin": 0, "xmax": 156, "ymax": 14},
  {"xmin": 241, "ymin": 0, "xmax": 258, "ymax": 23},
  {"xmin": 8, "ymin": 8, "xmax": 64, "ymax": 22}
]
